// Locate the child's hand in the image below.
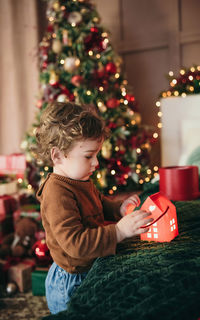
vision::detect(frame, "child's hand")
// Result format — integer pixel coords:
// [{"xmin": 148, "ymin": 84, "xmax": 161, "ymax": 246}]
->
[
  {"xmin": 120, "ymin": 194, "xmax": 141, "ymax": 216},
  {"xmin": 115, "ymin": 210, "xmax": 153, "ymax": 242}
]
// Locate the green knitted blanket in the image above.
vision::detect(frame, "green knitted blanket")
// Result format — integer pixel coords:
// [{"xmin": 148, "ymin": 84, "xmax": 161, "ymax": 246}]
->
[{"xmin": 43, "ymin": 184, "xmax": 200, "ymax": 320}]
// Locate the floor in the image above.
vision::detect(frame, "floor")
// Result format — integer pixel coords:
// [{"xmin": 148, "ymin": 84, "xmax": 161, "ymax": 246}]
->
[{"xmin": 0, "ymin": 290, "xmax": 50, "ymax": 320}]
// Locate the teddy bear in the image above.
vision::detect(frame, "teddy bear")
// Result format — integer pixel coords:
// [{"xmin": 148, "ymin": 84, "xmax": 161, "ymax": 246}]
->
[{"xmin": 0, "ymin": 217, "xmax": 39, "ymax": 259}]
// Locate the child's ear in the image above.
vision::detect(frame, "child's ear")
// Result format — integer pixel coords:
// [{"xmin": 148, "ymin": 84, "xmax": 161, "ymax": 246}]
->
[{"xmin": 51, "ymin": 147, "xmax": 63, "ymax": 165}]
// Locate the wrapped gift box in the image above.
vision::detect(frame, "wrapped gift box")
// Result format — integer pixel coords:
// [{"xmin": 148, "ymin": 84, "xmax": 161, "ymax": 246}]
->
[
  {"xmin": 140, "ymin": 192, "xmax": 179, "ymax": 242},
  {"xmin": 0, "ymin": 195, "xmax": 18, "ymax": 221},
  {"xmin": 0, "ymin": 153, "xmax": 26, "ymax": 179},
  {"xmin": 8, "ymin": 261, "xmax": 33, "ymax": 292},
  {"xmin": 0, "ymin": 175, "xmax": 18, "ymax": 196},
  {"xmin": 31, "ymin": 267, "xmax": 49, "ymax": 296}
]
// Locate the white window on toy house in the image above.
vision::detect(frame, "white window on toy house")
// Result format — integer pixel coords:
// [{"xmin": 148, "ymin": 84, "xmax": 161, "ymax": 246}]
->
[
  {"xmin": 170, "ymin": 218, "xmax": 176, "ymax": 232},
  {"xmin": 147, "ymin": 222, "xmax": 158, "ymax": 239}
]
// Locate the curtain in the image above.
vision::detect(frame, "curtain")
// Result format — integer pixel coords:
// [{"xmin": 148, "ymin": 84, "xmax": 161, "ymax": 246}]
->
[{"xmin": 0, "ymin": 0, "xmax": 39, "ymax": 155}]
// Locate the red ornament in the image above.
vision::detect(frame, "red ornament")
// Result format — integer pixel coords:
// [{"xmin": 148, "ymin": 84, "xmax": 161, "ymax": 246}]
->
[
  {"xmin": 106, "ymin": 98, "xmax": 120, "ymax": 109},
  {"xmin": 125, "ymin": 94, "xmax": 135, "ymax": 102},
  {"xmin": 84, "ymin": 32, "xmax": 107, "ymax": 53},
  {"xmin": 59, "ymin": 84, "xmax": 74, "ymax": 100},
  {"xmin": 90, "ymin": 27, "xmax": 99, "ymax": 33},
  {"xmin": 105, "ymin": 62, "xmax": 117, "ymax": 74},
  {"xmin": 36, "ymin": 99, "xmax": 43, "ymax": 109},
  {"xmin": 71, "ymin": 75, "xmax": 83, "ymax": 87},
  {"xmin": 32, "ymin": 239, "xmax": 52, "ymax": 266},
  {"xmin": 47, "ymin": 24, "xmax": 54, "ymax": 33},
  {"xmin": 42, "ymin": 62, "xmax": 48, "ymax": 69}
]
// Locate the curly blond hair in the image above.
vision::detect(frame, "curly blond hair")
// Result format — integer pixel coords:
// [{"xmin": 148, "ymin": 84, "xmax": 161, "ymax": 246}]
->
[{"xmin": 35, "ymin": 102, "xmax": 108, "ymax": 166}]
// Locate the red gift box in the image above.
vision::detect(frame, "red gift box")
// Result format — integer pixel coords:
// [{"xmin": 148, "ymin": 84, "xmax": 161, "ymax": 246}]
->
[
  {"xmin": 0, "ymin": 153, "xmax": 26, "ymax": 179},
  {"xmin": 159, "ymin": 165, "xmax": 200, "ymax": 201}
]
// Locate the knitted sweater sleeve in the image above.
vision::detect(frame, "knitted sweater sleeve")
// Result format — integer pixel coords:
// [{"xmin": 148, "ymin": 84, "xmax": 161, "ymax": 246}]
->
[
  {"xmin": 100, "ymin": 193, "xmax": 122, "ymax": 222},
  {"xmin": 43, "ymin": 187, "xmax": 117, "ymax": 260}
]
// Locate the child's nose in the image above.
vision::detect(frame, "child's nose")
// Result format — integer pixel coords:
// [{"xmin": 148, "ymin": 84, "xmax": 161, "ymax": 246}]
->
[{"xmin": 92, "ymin": 157, "xmax": 99, "ymax": 167}]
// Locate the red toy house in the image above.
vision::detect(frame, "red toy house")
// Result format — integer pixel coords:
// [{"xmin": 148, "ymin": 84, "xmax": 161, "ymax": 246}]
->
[
  {"xmin": 125, "ymin": 192, "xmax": 179, "ymax": 242},
  {"xmin": 140, "ymin": 192, "xmax": 179, "ymax": 242}
]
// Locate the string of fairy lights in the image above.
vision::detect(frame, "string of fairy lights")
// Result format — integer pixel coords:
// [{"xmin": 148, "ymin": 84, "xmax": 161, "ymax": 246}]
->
[{"xmin": 155, "ymin": 65, "xmax": 200, "ymax": 134}]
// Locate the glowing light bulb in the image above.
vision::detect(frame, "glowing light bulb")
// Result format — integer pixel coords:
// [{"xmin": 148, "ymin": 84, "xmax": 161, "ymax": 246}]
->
[
  {"xmin": 174, "ymin": 91, "xmax": 179, "ymax": 96},
  {"xmin": 156, "ymin": 101, "xmax": 161, "ymax": 107}
]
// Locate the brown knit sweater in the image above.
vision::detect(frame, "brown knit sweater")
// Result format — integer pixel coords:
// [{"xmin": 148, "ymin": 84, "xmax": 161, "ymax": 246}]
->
[{"xmin": 36, "ymin": 173, "xmax": 122, "ymax": 273}]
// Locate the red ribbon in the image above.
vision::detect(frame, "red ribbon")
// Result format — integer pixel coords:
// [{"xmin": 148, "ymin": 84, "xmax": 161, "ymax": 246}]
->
[{"xmin": 140, "ymin": 206, "xmax": 169, "ymax": 228}]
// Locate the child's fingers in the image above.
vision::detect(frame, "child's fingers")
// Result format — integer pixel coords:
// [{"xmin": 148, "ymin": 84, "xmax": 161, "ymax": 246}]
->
[
  {"xmin": 130, "ymin": 210, "xmax": 152, "ymax": 219},
  {"xmin": 128, "ymin": 195, "xmax": 140, "ymax": 205}
]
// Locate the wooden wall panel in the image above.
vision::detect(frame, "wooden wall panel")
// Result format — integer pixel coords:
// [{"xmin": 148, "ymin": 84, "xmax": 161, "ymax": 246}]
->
[
  {"xmin": 93, "ymin": 0, "xmax": 200, "ymax": 166},
  {"xmin": 181, "ymin": 0, "xmax": 200, "ymax": 32}
]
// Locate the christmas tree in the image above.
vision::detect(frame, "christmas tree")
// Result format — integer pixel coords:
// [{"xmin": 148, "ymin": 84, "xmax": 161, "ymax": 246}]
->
[{"xmin": 21, "ymin": 0, "xmax": 158, "ymax": 195}]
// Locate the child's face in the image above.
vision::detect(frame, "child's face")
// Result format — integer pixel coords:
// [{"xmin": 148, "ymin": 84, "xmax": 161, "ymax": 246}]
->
[{"xmin": 54, "ymin": 139, "xmax": 103, "ymax": 181}]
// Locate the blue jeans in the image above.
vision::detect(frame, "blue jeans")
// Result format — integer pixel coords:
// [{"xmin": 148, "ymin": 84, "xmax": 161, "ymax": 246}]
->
[{"xmin": 45, "ymin": 262, "xmax": 87, "ymax": 314}]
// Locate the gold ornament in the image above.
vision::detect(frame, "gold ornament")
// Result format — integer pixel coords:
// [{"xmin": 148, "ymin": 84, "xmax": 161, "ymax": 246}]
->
[
  {"xmin": 97, "ymin": 100, "xmax": 107, "ymax": 113},
  {"xmin": 116, "ymin": 117, "xmax": 125, "ymax": 126},
  {"xmin": 62, "ymin": 30, "xmax": 72, "ymax": 46},
  {"xmin": 134, "ymin": 112, "xmax": 142, "ymax": 125},
  {"xmin": 97, "ymin": 169, "xmax": 107, "ymax": 188},
  {"xmin": 52, "ymin": 39, "xmax": 62, "ymax": 54},
  {"xmin": 57, "ymin": 94, "xmax": 68, "ymax": 102},
  {"xmin": 64, "ymin": 57, "xmax": 80, "ymax": 72},
  {"xmin": 53, "ymin": 0, "xmax": 60, "ymax": 11},
  {"xmin": 49, "ymin": 70, "xmax": 59, "ymax": 85},
  {"xmin": 101, "ymin": 140, "xmax": 112, "ymax": 159},
  {"xmin": 6, "ymin": 282, "xmax": 18, "ymax": 295}
]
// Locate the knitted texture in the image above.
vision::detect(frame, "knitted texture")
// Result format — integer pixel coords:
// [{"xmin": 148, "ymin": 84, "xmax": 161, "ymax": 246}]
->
[{"xmin": 43, "ymin": 184, "xmax": 200, "ymax": 320}]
